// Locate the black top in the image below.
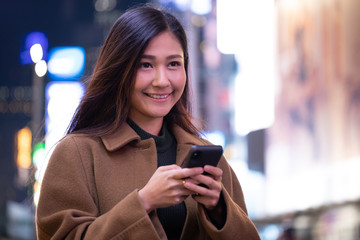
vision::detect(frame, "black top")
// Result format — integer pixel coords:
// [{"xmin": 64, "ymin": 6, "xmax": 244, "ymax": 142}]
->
[{"xmin": 127, "ymin": 119, "xmax": 186, "ymax": 240}]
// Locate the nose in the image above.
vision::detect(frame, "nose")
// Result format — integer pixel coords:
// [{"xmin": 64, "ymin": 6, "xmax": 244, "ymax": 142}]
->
[{"xmin": 152, "ymin": 66, "xmax": 170, "ymax": 87}]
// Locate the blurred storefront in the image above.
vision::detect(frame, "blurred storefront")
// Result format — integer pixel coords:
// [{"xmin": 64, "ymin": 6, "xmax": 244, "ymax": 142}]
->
[
  {"xmin": 209, "ymin": 0, "xmax": 360, "ymax": 239},
  {"xmin": 180, "ymin": 0, "xmax": 360, "ymax": 239}
]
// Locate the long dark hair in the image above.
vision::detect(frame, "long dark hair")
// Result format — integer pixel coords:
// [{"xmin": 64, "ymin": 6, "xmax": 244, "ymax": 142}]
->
[{"xmin": 67, "ymin": 6, "xmax": 200, "ymax": 136}]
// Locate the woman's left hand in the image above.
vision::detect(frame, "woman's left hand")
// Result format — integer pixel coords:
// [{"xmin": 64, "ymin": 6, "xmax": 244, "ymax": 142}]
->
[{"xmin": 183, "ymin": 165, "xmax": 223, "ymax": 210}]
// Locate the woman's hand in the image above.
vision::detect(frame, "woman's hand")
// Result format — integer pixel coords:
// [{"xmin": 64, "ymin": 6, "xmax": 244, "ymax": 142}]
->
[
  {"xmin": 138, "ymin": 164, "xmax": 203, "ymax": 213},
  {"xmin": 183, "ymin": 165, "xmax": 223, "ymax": 210}
]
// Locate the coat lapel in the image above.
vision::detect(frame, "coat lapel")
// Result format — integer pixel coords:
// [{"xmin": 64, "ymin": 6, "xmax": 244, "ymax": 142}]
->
[{"xmin": 101, "ymin": 123, "xmax": 140, "ymax": 151}]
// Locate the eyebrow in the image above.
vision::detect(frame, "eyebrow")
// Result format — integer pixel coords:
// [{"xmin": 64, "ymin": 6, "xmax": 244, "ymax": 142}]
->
[{"xmin": 141, "ymin": 54, "xmax": 183, "ymax": 60}]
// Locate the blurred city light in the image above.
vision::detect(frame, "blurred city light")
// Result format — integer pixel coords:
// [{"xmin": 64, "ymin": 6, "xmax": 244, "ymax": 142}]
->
[
  {"xmin": 16, "ymin": 127, "xmax": 32, "ymax": 169},
  {"xmin": 223, "ymin": 0, "xmax": 275, "ymax": 135},
  {"xmin": 46, "ymin": 81, "xmax": 84, "ymax": 129},
  {"xmin": 233, "ymin": 68, "xmax": 275, "ymax": 136},
  {"xmin": 174, "ymin": 0, "xmax": 190, "ymax": 11},
  {"xmin": 158, "ymin": 0, "xmax": 211, "ymax": 14},
  {"xmin": 33, "ymin": 81, "xmax": 85, "ymax": 206},
  {"xmin": 191, "ymin": 0, "xmax": 211, "ymax": 15},
  {"xmin": 158, "ymin": 0, "xmax": 189, "ymax": 11},
  {"xmin": 33, "ymin": 181, "xmax": 41, "ymax": 207},
  {"xmin": 260, "ymin": 224, "xmax": 281, "ymax": 240},
  {"xmin": 45, "ymin": 81, "xmax": 84, "ymax": 152},
  {"xmin": 47, "ymin": 47, "xmax": 85, "ymax": 80},
  {"xmin": 33, "ymin": 81, "xmax": 85, "ymax": 200},
  {"xmin": 19, "ymin": 31, "xmax": 48, "ymax": 65},
  {"xmin": 203, "ymin": 130, "xmax": 225, "ymax": 148},
  {"xmin": 32, "ymin": 142, "xmax": 46, "ymax": 206},
  {"xmin": 216, "ymin": 0, "xmax": 241, "ymax": 54},
  {"xmin": 94, "ymin": 0, "xmax": 117, "ymax": 12},
  {"xmin": 32, "ymin": 142, "xmax": 46, "ymax": 181},
  {"xmin": 30, "ymin": 44, "xmax": 43, "ymax": 63},
  {"xmin": 34, "ymin": 60, "xmax": 47, "ymax": 77},
  {"xmin": 265, "ymin": 156, "xmax": 360, "ymax": 215},
  {"xmin": 6, "ymin": 201, "xmax": 36, "ymax": 238},
  {"xmin": 229, "ymin": 157, "xmax": 266, "ymax": 218}
]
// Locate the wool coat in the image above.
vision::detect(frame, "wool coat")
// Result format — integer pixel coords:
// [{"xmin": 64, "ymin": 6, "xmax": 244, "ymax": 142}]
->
[{"xmin": 36, "ymin": 122, "xmax": 260, "ymax": 240}]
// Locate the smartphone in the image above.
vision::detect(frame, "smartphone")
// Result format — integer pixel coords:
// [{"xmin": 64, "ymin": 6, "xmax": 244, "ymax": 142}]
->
[{"xmin": 181, "ymin": 145, "xmax": 223, "ymax": 169}]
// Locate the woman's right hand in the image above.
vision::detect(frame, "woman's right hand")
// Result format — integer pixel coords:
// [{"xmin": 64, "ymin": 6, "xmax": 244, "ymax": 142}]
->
[{"xmin": 138, "ymin": 164, "xmax": 203, "ymax": 213}]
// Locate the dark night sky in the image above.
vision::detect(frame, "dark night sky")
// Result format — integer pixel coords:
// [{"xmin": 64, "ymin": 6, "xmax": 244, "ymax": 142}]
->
[
  {"xmin": 1, "ymin": 0, "xmax": 95, "ymax": 86},
  {"xmin": 0, "ymin": 0, "xmax": 148, "ymax": 86}
]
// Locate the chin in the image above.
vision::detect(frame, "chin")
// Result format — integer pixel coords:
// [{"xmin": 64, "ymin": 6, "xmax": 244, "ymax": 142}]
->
[{"xmin": 151, "ymin": 111, "xmax": 171, "ymax": 119}]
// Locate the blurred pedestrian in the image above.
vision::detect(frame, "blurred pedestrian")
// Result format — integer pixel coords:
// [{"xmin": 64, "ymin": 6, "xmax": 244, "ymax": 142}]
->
[{"xmin": 35, "ymin": 5, "xmax": 260, "ymax": 240}]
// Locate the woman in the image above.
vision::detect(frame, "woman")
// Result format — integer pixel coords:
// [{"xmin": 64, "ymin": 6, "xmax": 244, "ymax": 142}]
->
[{"xmin": 36, "ymin": 6, "xmax": 260, "ymax": 240}]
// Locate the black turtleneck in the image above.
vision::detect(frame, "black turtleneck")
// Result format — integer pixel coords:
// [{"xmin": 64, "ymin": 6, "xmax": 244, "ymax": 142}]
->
[{"xmin": 127, "ymin": 119, "xmax": 186, "ymax": 240}]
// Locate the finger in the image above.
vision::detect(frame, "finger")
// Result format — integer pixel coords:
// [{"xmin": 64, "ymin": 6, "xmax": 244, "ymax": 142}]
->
[
  {"xmin": 182, "ymin": 178, "xmax": 200, "ymax": 185},
  {"xmin": 203, "ymin": 165, "xmax": 223, "ymax": 180},
  {"xmin": 180, "ymin": 179, "xmax": 188, "ymax": 189},
  {"xmin": 183, "ymin": 178, "xmax": 208, "ymax": 193},
  {"xmin": 180, "ymin": 179, "xmax": 200, "ymax": 194},
  {"xmin": 174, "ymin": 167, "xmax": 204, "ymax": 179},
  {"xmin": 158, "ymin": 164, "xmax": 181, "ymax": 171},
  {"xmin": 187, "ymin": 174, "xmax": 222, "ymax": 192},
  {"xmin": 191, "ymin": 193, "xmax": 220, "ymax": 209},
  {"xmin": 171, "ymin": 194, "xmax": 190, "ymax": 206}
]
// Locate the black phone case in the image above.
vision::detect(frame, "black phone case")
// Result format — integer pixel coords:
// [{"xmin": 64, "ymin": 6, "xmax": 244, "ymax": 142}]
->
[{"xmin": 181, "ymin": 145, "xmax": 223, "ymax": 169}]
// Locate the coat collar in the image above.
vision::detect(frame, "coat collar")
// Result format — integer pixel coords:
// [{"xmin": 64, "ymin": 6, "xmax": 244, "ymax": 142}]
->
[
  {"xmin": 101, "ymin": 123, "xmax": 141, "ymax": 151},
  {"xmin": 172, "ymin": 125, "xmax": 207, "ymax": 146},
  {"xmin": 101, "ymin": 122, "xmax": 206, "ymax": 152}
]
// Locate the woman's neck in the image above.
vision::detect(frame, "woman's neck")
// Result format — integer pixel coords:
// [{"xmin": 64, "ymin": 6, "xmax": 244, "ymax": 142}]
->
[{"xmin": 128, "ymin": 117, "xmax": 164, "ymax": 136}]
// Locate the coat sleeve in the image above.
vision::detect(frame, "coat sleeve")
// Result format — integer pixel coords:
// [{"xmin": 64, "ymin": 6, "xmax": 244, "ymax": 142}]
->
[
  {"xmin": 36, "ymin": 136, "xmax": 161, "ymax": 240},
  {"xmin": 197, "ymin": 158, "xmax": 261, "ymax": 240}
]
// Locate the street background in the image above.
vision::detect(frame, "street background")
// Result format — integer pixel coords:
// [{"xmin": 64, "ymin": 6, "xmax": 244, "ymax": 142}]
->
[{"xmin": 1, "ymin": 0, "xmax": 360, "ymax": 239}]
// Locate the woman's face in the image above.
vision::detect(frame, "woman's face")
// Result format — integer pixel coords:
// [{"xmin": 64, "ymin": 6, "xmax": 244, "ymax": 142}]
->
[{"xmin": 129, "ymin": 31, "xmax": 186, "ymax": 125}]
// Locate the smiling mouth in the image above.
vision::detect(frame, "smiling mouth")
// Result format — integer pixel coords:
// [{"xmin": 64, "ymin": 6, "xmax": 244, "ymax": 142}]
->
[{"xmin": 146, "ymin": 93, "xmax": 170, "ymax": 99}]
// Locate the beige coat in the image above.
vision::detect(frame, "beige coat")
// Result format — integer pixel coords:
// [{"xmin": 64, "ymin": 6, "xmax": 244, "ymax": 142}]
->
[{"xmin": 36, "ymin": 123, "xmax": 260, "ymax": 239}]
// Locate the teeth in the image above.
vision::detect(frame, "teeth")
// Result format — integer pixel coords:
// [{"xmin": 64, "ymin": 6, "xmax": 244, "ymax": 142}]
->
[{"xmin": 148, "ymin": 94, "xmax": 169, "ymax": 99}]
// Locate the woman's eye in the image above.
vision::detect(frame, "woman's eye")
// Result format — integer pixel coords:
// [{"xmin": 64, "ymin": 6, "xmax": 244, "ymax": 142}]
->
[
  {"xmin": 168, "ymin": 61, "xmax": 181, "ymax": 67},
  {"xmin": 140, "ymin": 62, "xmax": 152, "ymax": 68}
]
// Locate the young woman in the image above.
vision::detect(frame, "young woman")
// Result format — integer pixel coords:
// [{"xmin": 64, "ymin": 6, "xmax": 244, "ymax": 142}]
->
[{"xmin": 36, "ymin": 6, "xmax": 260, "ymax": 240}]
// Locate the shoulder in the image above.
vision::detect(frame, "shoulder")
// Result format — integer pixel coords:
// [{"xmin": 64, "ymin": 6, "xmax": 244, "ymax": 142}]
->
[
  {"xmin": 66, "ymin": 133, "xmax": 102, "ymax": 146},
  {"xmin": 54, "ymin": 133, "xmax": 102, "ymax": 151},
  {"xmin": 43, "ymin": 134, "xmax": 104, "ymax": 183},
  {"xmin": 48, "ymin": 134, "xmax": 104, "ymax": 164}
]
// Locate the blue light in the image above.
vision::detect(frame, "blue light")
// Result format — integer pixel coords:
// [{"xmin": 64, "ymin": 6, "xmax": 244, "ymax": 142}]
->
[
  {"xmin": 20, "ymin": 31, "xmax": 48, "ymax": 65},
  {"xmin": 47, "ymin": 47, "xmax": 85, "ymax": 80}
]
